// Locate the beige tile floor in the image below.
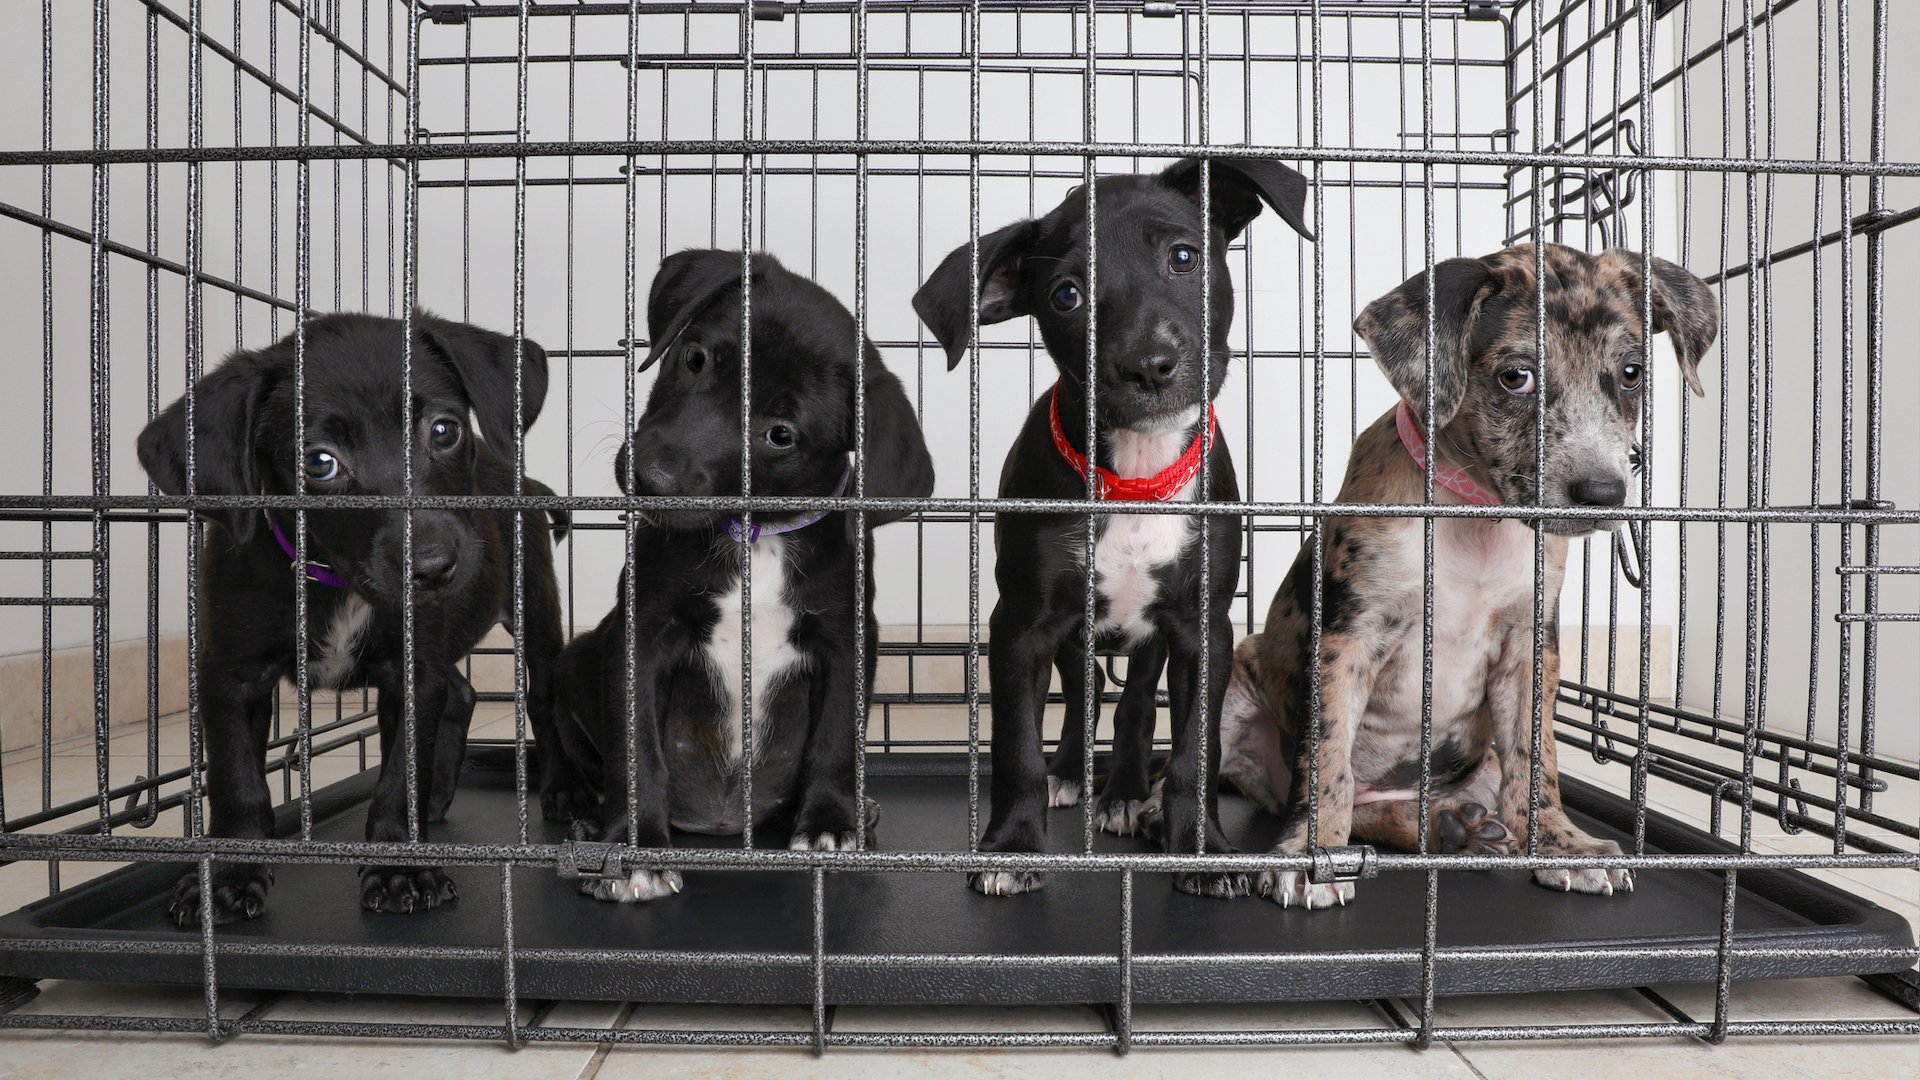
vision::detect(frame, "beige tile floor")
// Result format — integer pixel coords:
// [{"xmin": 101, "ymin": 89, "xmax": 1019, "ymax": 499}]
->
[{"xmin": 1, "ymin": 699, "xmax": 1916, "ymax": 1079}]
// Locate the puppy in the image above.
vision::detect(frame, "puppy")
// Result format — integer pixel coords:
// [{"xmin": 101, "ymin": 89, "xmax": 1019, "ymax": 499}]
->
[
  {"xmin": 138, "ymin": 312, "xmax": 576, "ymax": 926},
  {"xmin": 1220, "ymin": 244, "xmax": 1719, "ymax": 907},
  {"xmin": 552, "ymin": 250, "xmax": 935, "ymax": 902},
  {"xmin": 913, "ymin": 157, "xmax": 1314, "ymax": 897}
]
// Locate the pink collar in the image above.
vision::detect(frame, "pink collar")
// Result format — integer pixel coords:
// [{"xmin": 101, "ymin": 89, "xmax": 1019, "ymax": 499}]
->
[{"xmin": 1395, "ymin": 400, "xmax": 1499, "ymax": 506}]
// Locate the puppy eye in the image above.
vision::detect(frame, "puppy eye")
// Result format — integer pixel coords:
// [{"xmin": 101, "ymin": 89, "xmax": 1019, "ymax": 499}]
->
[
  {"xmin": 428, "ymin": 417, "xmax": 462, "ymax": 451},
  {"xmin": 765, "ymin": 424, "xmax": 796, "ymax": 449},
  {"xmin": 1498, "ymin": 368, "xmax": 1536, "ymax": 394},
  {"xmin": 683, "ymin": 346, "xmax": 707, "ymax": 374},
  {"xmin": 1619, "ymin": 362, "xmax": 1643, "ymax": 389},
  {"xmin": 304, "ymin": 449, "xmax": 342, "ymax": 482},
  {"xmin": 1168, "ymin": 245, "xmax": 1198, "ymax": 273},
  {"xmin": 1050, "ymin": 282, "xmax": 1082, "ymax": 313}
]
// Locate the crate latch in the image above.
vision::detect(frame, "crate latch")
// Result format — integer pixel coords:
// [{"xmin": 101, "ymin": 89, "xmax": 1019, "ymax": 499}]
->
[
  {"xmin": 555, "ymin": 841, "xmax": 627, "ymax": 881},
  {"xmin": 1309, "ymin": 845, "xmax": 1378, "ymax": 885}
]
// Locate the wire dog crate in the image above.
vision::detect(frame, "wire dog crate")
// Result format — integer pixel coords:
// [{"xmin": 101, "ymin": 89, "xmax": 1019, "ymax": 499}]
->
[{"xmin": 1, "ymin": 0, "xmax": 1916, "ymax": 1056}]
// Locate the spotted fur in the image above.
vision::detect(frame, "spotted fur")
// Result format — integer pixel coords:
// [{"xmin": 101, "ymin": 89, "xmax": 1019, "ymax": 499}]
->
[{"xmin": 1220, "ymin": 243, "xmax": 1718, "ymax": 906}]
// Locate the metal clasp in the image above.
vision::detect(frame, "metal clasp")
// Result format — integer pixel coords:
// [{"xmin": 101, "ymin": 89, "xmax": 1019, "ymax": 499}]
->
[
  {"xmin": 555, "ymin": 841, "xmax": 626, "ymax": 881},
  {"xmin": 1309, "ymin": 845, "xmax": 1378, "ymax": 885}
]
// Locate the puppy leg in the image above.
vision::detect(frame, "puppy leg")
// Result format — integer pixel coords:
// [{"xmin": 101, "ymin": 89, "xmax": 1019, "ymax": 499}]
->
[
  {"xmin": 1490, "ymin": 641, "xmax": 1631, "ymax": 895},
  {"xmin": 1159, "ymin": 611, "xmax": 1247, "ymax": 899},
  {"xmin": 362, "ymin": 671, "xmax": 458, "ymax": 914},
  {"xmin": 790, "ymin": 657, "xmax": 867, "ymax": 852},
  {"xmin": 426, "ymin": 665, "xmax": 475, "ymax": 823},
  {"xmin": 972, "ymin": 604, "xmax": 1063, "ymax": 896},
  {"xmin": 574, "ymin": 654, "xmax": 681, "ymax": 903},
  {"xmin": 518, "ymin": 523, "xmax": 594, "ymax": 821},
  {"xmin": 1260, "ymin": 643, "xmax": 1369, "ymax": 910},
  {"xmin": 166, "ymin": 667, "xmax": 280, "ymax": 929},
  {"xmin": 1044, "ymin": 646, "xmax": 1107, "ymax": 810},
  {"xmin": 1092, "ymin": 638, "xmax": 1165, "ymax": 836},
  {"xmin": 1218, "ymin": 634, "xmax": 1288, "ymax": 815}
]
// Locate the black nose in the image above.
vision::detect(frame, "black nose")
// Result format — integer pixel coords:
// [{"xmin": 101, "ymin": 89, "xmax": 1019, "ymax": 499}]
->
[
  {"xmin": 1118, "ymin": 355, "xmax": 1179, "ymax": 393},
  {"xmin": 1568, "ymin": 474, "xmax": 1628, "ymax": 507},
  {"xmin": 412, "ymin": 548, "xmax": 459, "ymax": 591}
]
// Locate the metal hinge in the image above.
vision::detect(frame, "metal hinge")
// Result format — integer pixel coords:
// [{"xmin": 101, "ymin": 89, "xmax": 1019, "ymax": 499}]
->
[
  {"xmin": 1143, "ymin": 2, "xmax": 1180, "ymax": 17},
  {"xmin": 554, "ymin": 841, "xmax": 627, "ymax": 881},
  {"xmin": 425, "ymin": 5, "xmax": 468, "ymax": 26},
  {"xmin": 1309, "ymin": 845, "xmax": 1379, "ymax": 885},
  {"xmin": 752, "ymin": 1, "xmax": 787, "ymax": 22},
  {"xmin": 1464, "ymin": 1, "xmax": 1502, "ymax": 21}
]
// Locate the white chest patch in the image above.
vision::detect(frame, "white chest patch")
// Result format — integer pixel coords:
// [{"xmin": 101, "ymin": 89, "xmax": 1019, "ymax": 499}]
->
[
  {"xmin": 308, "ymin": 592, "xmax": 373, "ymax": 690},
  {"xmin": 1089, "ymin": 409, "xmax": 1203, "ymax": 646},
  {"xmin": 700, "ymin": 535, "xmax": 806, "ymax": 766},
  {"xmin": 1367, "ymin": 511, "xmax": 1542, "ymax": 731}
]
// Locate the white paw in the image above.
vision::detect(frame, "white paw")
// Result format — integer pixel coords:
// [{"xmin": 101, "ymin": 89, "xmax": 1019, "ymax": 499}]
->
[
  {"xmin": 790, "ymin": 831, "xmax": 857, "ymax": 852},
  {"xmin": 969, "ymin": 870, "xmax": 1043, "ymax": 896},
  {"xmin": 1094, "ymin": 799, "xmax": 1151, "ymax": 836},
  {"xmin": 1046, "ymin": 776, "xmax": 1082, "ymax": 808},
  {"xmin": 1257, "ymin": 869, "xmax": 1356, "ymax": 910},
  {"xmin": 581, "ymin": 869, "xmax": 683, "ymax": 903},
  {"xmin": 1534, "ymin": 866, "xmax": 1634, "ymax": 895}
]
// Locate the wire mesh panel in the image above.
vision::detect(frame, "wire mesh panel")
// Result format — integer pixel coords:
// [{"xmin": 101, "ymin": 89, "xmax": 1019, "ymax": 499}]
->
[{"xmin": 0, "ymin": 0, "xmax": 1915, "ymax": 1055}]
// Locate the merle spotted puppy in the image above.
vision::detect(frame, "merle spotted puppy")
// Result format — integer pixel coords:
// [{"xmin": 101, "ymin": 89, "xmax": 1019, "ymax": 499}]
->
[
  {"xmin": 137, "ymin": 312, "xmax": 574, "ymax": 926},
  {"xmin": 551, "ymin": 250, "xmax": 935, "ymax": 902},
  {"xmin": 913, "ymin": 157, "xmax": 1314, "ymax": 897},
  {"xmin": 1219, "ymin": 244, "xmax": 1719, "ymax": 907}
]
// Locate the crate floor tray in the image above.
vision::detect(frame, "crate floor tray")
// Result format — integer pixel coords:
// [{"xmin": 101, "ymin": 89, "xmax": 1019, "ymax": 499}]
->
[{"xmin": 2, "ymin": 750, "xmax": 1910, "ymax": 1004}]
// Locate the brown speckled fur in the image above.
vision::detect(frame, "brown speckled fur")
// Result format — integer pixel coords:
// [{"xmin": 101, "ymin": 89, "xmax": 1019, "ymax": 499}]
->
[{"xmin": 1219, "ymin": 244, "xmax": 1718, "ymax": 907}]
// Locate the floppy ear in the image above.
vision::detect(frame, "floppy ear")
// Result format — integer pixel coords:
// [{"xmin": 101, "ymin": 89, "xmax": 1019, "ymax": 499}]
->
[
  {"xmin": 416, "ymin": 311, "xmax": 551, "ymax": 460},
  {"xmin": 137, "ymin": 352, "xmax": 268, "ymax": 548},
  {"xmin": 846, "ymin": 344, "xmax": 936, "ymax": 537},
  {"xmin": 1157, "ymin": 156, "xmax": 1315, "ymax": 242},
  {"xmin": 1633, "ymin": 253, "xmax": 1717, "ymax": 398},
  {"xmin": 1354, "ymin": 257, "xmax": 1498, "ymax": 431},
  {"xmin": 642, "ymin": 248, "xmax": 754, "ymax": 371},
  {"xmin": 912, "ymin": 218, "xmax": 1043, "ymax": 371}
]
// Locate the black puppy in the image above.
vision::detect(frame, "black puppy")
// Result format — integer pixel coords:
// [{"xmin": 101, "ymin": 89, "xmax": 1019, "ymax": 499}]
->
[
  {"xmin": 138, "ymin": 312, "xmax": 575, "ymax": 926},
  {"xmin": 552, "ymin": 250, "xmax": 935, "ymax": 902},
  {"xmin": 914, "ymin": 157, "xmax": 1313, "ymax": 897}
]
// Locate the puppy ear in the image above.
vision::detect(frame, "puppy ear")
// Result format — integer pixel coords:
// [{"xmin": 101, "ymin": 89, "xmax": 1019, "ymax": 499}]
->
[
  {"xmin": 847, "ymin": 344, "xmax": 936, "ymax": 537},
  {"xmin": 1354, "ymin": 257, "xmax": 1498, "ymax": 431},
  {"xmin": 416, "ymin": 311, "xmax": 551, "ymax": 460},
  {"xmin": 137, "ymin": 352, "xmax": 268, "ymax": 548},
  {"xmin": 1157, "ymin": 156, "xmax": 1316, "ymax": 242},
  {"xmin": 1646, "ymin": 256, "xmax": 1718, "ymax": 398},
  {"xmin": 642, "ymin": 249, "xmax": 753, "ymax": 371},
  {"xmin": 912, "ymin": 219, "xmax": 1042, "ymax": 371}
]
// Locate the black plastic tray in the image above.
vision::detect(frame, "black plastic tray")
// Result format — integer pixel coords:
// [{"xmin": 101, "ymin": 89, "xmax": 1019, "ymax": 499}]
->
[{"xmin": 1, "ymin": 749, "xmax": 1910, "ymax": 1004}]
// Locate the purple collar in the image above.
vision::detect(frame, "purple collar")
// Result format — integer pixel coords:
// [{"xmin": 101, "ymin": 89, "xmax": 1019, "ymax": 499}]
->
[
  {"xmin": 266, "ymin": 511, "xmax": 353, "ymax": 589},
  {"xmin": 722, "ymin": 459, "xmax": 852, "ymax": 544}
]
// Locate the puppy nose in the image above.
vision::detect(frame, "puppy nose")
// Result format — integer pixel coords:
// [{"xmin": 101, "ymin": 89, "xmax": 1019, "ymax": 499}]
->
[
  {"xmin": 1119, "ymin": 355, "xmax": 1179, "ymax": 392},
  {"xmin": 1568, "ymin": 474, "xmax": 1628, "ymax": 507},
  {"xmin": 412, "ymin": 548, "xmax": 459, "ymax": 591}
]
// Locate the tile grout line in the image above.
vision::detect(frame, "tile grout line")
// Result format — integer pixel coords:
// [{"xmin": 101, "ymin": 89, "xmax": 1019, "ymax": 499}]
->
[{"xmin": 575, "ymin": 1001, "xmax": 638, "ymax": 1080}]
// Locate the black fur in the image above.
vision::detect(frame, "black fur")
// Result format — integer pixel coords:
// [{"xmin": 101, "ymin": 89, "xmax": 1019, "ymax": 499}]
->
[
  {"xmin": 912, "ymin": 156, "xmax": 1313, "ymax": 897},
  {"xmin": 551, "ymin": 251, "xmax": 935, "ymax": 890},
  {"xmin": 136, "ymin": 311, "xmax": 573, "ymax": 927}
]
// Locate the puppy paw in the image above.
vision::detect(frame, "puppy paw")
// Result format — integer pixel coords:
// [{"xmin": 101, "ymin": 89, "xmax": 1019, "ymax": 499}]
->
[
  {"xmin": 968, "ymin": 870, "xmax": 1044, "ymax": 896},
  {"xmin": 1436, "ymin": 801, "xmax": 1516, "ymax": 855},
  {"xmin": 541, "ymin": 783, "xmax": 597, "ymax": 824},
  {"xmin": 1173, "ymin": 871, "xmax": 1251, "ymax": 899},
  {"xmin": 1094, "ymin": 798, "xmax": 1152, "ymax": 836},
  {"xmin": 580, "ymin": 869, "xmax": 684, "ymax": 903},
  {"xmin": 790, "ymin": 830, "xmax": 859, "ymax": 852},
  {"xmin": 359, "ymin": 867, "xmax": 457, "ymax": 914},
  {"xmin": 1046, "ymin": 775, "xmax": 1081, "ymax": 808},
  {"xmin": 1532, "ymin": 836, "xmax": 1632, "ymax": 896},
  {"xmin": 166, "ymin": 864, "xmax": 274, "ymax": 929},
  {"xmin": 1257, "ymin": 869, "xmax": 1356, "ymax": 910}
]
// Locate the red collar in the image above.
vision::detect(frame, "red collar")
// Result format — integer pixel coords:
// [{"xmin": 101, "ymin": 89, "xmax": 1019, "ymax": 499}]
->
[
  {"xmin": 1394, "ymin": 400, "xmax": 1499, "ymax": 505},
  {"xmin": 1048, "ymin": 382, "xmax": 1217, "ymax": 502}
]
